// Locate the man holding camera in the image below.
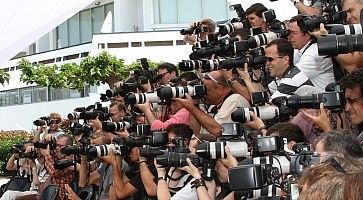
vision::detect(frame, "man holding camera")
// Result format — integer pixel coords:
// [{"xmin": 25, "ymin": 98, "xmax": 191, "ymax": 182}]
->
[
  {"xmin": 34, "ymin": 112, "xmax": 65, "ymax": 142},
  {"xmin": 288, "ymin": 15, "xmax": 335, "ymax": 92},
  {"xmin": 174, "ymin": 70, "xmax": 250, "ymax": 137},
  {"xmin": 40, "ymin": 134, "xmax": 74, "ymax": 200},
  {"xmin": 245, "ymin": 3, "xmax": 268, "ymax": 32},
  {"xmin": 157, "ymin": 62, "xmax": 179, "ymax": 85},
  {"xmin": 183, "ymin": 18, "xmax": 216, "ymax": 45},
  {"xmin": 264, "ymin": 38, "xmax": 313, "ymax": 99}
]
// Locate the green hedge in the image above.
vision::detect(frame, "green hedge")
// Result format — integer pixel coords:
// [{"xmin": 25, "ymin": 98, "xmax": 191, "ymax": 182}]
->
[{"xmin": 0, "ymin": 131, "xmax": 33, "ymax": 176}]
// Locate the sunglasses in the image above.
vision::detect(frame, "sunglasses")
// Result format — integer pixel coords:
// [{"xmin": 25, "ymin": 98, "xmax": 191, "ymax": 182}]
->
[
  {"xmin": 265, "ymin": 56, "xmax": 284, "ymax": 62},
  {"xmin": 202, "ymin": 73, "xmax": 221, "ymax": 85}
]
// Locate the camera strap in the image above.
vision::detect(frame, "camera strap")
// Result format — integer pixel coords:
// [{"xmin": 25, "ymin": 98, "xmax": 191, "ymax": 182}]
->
[{"xmin": 210, "ymin": 91, "xmax": 234, "ymax": 117}]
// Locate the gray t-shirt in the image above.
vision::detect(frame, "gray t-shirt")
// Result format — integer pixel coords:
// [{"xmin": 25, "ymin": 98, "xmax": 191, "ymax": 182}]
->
[{"xmin": 97, "ymin": 161, "xmax": 129, "ymax": 200}]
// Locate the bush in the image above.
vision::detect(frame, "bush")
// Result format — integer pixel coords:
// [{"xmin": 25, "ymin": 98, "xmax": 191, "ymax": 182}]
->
[{"xmin": 0, "ymin": 131, "xmax": 33, "ymax": 176}]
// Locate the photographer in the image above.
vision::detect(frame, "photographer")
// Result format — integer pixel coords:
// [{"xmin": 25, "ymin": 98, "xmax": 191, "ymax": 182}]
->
[
  {"xmin": 136, "ymin": 72, "xmax": 201, "ymax": 133},
  {"xmin": 157, "ymin": 62, "xmax": 179, "ymax": 85},
  {"xmin": 183, "ymin": 18, "xmax": 216, "ymax": 45},
  {"xmin": 174, "ymin": 70, "xmax": 250, "ymax": 137},
  {"xmin": 34, "ymin": 112, "xmax": 65, "ymax": 142},
  {"xmin": 40, "ymin": 134, "xmax": 74, "ymax": 200},
  {"xmin": 264, "ymin": 38, "xmax": 313, "ymax": 99},
  {"xmin": 288, "ymin": 15, "xmax": 335, "ymax": 92},
  {"xmin": 245, "ymin": 3, "xmax": 268, "ymax": 32},
  {"xmin": 1, "ymin": 145, "xmax": 49, "ymax": 200},
  {"xmin": 300, "ymin": 69, "xmax": 363, "ymax": 143}
]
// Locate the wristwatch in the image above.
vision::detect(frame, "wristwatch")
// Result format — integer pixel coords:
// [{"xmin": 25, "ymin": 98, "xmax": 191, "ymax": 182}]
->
[
  {"xmin": 226, "ymin": 78, "xmax": 236, "ymax": 87},
  {"xmin": 291, "ymin": 0, "xmax": 301, "ymax": 5}
]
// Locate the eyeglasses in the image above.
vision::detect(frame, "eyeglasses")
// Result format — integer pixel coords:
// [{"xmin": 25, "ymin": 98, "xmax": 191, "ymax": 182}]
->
[
  {"xmin": 266, "ymin": 56, "xmax": 284, "ymax": 62},
  {"xmin": 345, "ymin": 96, "xmax": 362, "ymax": 104},
  {"xmin": 202, "ymin": 73, "xmax": 221, "ymax": 85}
]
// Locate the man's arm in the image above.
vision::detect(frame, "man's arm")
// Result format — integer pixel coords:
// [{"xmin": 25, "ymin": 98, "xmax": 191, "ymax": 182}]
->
[
  {"xmin": 139, "ymin": 161, "xmax": 157, "ymax": 196},
  {"xmin": 6, "ymin": 154, "xmax": 18, "ymax": 171},
  {"xmin": 174, "ymin": 95, "xmax": 222, "ymax": 137},
  {"xmin": 335, "ymin": 52, "xmax": 363, "ymax": 73},
  {"xmin": 294, "ymin": 2, "xmax": 321, "ymax": 15}
]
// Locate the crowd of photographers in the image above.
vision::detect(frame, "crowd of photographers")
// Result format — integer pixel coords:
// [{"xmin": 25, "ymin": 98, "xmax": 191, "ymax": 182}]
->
[{"xmin": 3, "ymin": 0, "xmax": 363, "ymax": 199}]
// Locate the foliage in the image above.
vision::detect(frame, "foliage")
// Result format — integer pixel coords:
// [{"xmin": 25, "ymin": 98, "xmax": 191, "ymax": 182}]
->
[
  {"xmin": 0, "ymin": 131, "xmax": 33, "ymax": 176},
  {"xmin": 0, "ymin": 69, "xmax": 10, "ymax": 85},
  {"xmin": 19, "ymin": 51, "xmax": 161, "ymax": 90}
]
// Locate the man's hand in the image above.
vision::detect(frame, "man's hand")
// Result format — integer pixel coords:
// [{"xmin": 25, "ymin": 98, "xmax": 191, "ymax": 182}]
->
[
  {"xmin": 237, "ymin": 64, "xmax": 251, "ymax": 83},
  {"xmin": 309, "ymin": 23, "xmax": 328, "ymax": 38},
  {"xmin": 135, "ymin": 100, "xmax": 151, "ymax": 113},
  {"xmin": 224, "ymin": 146, "xmax": 238, "ymax": 168},
  {"xmin": 180, "ymin": 158, "xmax": 202, "ymax": 179},
  {"xmin": 300, "ymin": 103, "xmax": 332, "ymax": 132},
  {"xmin": 116, "ymin": 129, "xmax": 129, "ymax": 139},
  {"xmin": 65, "ymin": 184, "xmax": 81, "ymax": 200},
  {"xmin": 100, "ymin": 152, "xmax": 116, "ymax": 165},
  {"xmin": 90, "ymin": 116, "xmax": 102, "ymax": 132},
  {"xmin": 173, "ymin": 94, "xmax": 195, "ymax": 109},
  {"xmin": 154, "ymin": 159, "xmax": 166, "ymax": 177},
  {"xmin": 246, "ymin": 111, "xmax": 266, "ymax": 130}
]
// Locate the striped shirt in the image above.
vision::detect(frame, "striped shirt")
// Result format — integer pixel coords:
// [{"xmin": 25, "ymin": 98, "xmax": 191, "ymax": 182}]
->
[{"xmin": 269, "ymin": 66, "xmax": 313, "ymax": 99}]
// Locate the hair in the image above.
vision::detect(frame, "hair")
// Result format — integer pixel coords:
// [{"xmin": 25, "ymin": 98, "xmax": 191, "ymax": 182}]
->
[
  {"xmin": 245, "ymin": 3, "xmax": 268, "ymax": 18},
  {"xmin": 298, "ymin": 156, "xmax": 363, "ymax": 199},
  {"xmin": 229, "ymin": 29, "xmax": 250, "ymax": 40},
  {"xmin": 58, "ymin": 134, "xmax": 73, "ymax": 145},
  {"xmin": 300, "ymin": 170, "xmax": 363, "ymax": 200},
  {"xmin": 157, "ymin": 62, "xmax": 179, "ymax": 76},
  {"xmin": 265, "ymin": 38, "xmax": 294, "ymax": 65},
  {"xmin": 317, "ymin": 130, "xmax": 363, "ymax": 158},
  {"xmin": 266, "ymin": 122, "xmax": 306, "ymax": 143},
  {"xmin": 109, "ymin": 101, "xmax": 126, "ymax": 113},
  {"xmin": 200, "ymin": 18, "xmax": 216, "ymax": 33},
  {"xmin": 179, "ymin": 72, "xmax": 199, "ymax": 82},
  {"xmin": 339, "ymin": 68, "xmax": 363, "ymax": 97},
  {"xmin": 49, "ymin": 112, "xmax": 62, "ymax": 123},
  {"xmin": 289, "ymin": 15, "xmax": 311, "ymax": 34},
  {"xmin": 165, "ymin": 124, "xmax": 194, "ymax": 140}
]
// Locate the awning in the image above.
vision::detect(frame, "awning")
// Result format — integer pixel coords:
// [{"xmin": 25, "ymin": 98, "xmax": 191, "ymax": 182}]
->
[{"xmin": 0, "ymin": 0, "xmax": 95, "ymax": 66}]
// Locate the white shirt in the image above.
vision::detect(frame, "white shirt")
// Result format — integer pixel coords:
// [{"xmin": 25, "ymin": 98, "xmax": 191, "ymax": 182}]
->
[
  {"xmin": 171, "ymin": 179, "xmax": 198, "ymax": 200},
  {"xmin": 294, "ymin": 41, "xmax": 335, "ymax": 92}
]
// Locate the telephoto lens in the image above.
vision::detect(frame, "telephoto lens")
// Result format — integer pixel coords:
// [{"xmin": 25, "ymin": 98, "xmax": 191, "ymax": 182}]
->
[
  {"xmin": 231, "ymin": 105, "xmax": 280, "ymax": 123},
  {"xmin": 317, "ymin": 34, "xmax": 363, "ymax": 56},
  {"xmin": 156, "ymin": 152, "xmax": 202, "ymax": 167},
  {"xmin": 124, "ymin": 92, "xmax": 160, "ymax": 105},
  {"xmin": 196, "ymin": 141, "xmax": 250, "ymax": 159},
  {"xmin": 102, "ymin": 121, "xmax": 131, "ymax": 132}
]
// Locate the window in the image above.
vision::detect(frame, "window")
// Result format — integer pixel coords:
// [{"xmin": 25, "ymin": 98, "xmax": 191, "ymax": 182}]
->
[
  {"xmin": 32, "ymin": 86, "xmax": 48, "ymax": 103},
  {"xmin": 80, "ymin": 9, "xmax": 92, "ymax": 43},
  {"xmin": 20, "ymin": 88, "xmax": 32, "ymax": 104},
  {"xmin": 153, "ymin": 0, "xmax": 228, "ymax": 25}
]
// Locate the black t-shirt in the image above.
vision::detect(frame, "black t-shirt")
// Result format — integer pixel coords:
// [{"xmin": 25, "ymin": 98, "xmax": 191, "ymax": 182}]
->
[{"xmin": 127, "ymin": 162, "xmax": 157, "ymax": 200}]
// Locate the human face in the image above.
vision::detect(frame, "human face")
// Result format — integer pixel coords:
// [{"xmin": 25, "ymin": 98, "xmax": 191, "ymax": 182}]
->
[
  {"xmin": 343, "ymin": 0, "xmax": 362, "ymax": 24},
  {"xmin": 287, "ymin": 22, "xmax": 311, "ymax": 50},
  {"xmin": 129, "ymin": 147, "xmax": 139, "ymax": 162},
  {"xmin": 56, "ymin": 137, "xmax": 69, "ymax": 158},
  {"xmin": 344, "ymin": 86, "xmax": 363, "ymax": 125},
  {"xmin": 265, "ymin": 45, "xmax": 288, "ymax": 79},
  {"xmin": 49, "ymin": 119, "xmax": 60, "ymax": 131},
  {"xmin": 109, "ymin": 105, "xmax": 124, "ymax": 122},
  {"xmin": 158, "ymin": 69, "xmax": 174, "ymax": 85},
  {"xmin": 201, "ymin": 72, "xmax": 222, "ymax": 105},
  {"xmin": 247, "ymin": 13, "xmax": 265, "ymax": 28}
]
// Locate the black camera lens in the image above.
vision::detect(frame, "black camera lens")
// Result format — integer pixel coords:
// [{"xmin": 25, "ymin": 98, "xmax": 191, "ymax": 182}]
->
[{"xmin": 318, "ymin": 34, "xmax": 363, "ymax": 56}]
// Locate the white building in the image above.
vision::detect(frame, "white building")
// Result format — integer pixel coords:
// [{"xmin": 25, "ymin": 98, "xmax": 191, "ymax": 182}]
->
[{"xmin": 0, "ymin": 0, "xmax": 297, "ymax": 130}]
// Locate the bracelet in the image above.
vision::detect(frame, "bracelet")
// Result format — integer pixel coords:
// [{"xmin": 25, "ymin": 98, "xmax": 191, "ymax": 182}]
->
[{"xmin": 191, "ymin": 178, "xmax": 206, "ymax": 189}]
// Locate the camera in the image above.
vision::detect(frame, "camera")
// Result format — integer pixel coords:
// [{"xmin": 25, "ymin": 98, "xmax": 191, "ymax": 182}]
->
[
  {"xmin": 123, "ymin": 92, "xmax": 160, "ymax": 105},
  {"xmin": 68, "ymin": 103, "xmax": 110, "ymax": 121},
  {"xmin": 60, "ymin": 145, "xmax": 87, "ymax": 155},
  {"xmin": 286, "ymin": 91, "xmax": 345, "ymax": 112},
  {"xmin": 325, "ymin": 24, "xmax": 362, "ymax": 35},
  {"xmin": 178, "ymin": 59, "xmax": 220, "ymax": 73},
  {"xmin": 71, "ymin": 124, "xmax": 92, "ymax": 136},
  {"xmin": 54, "ymin": 159, "xmax": 75, "ymax": 170},
  {"xmin": 33, "ymin": 116, "xmax": 55, "ymax": 126},
  {"xmin": 218, "ymin": 4, "xmax": 250, "ymax": 36},
  {"xmin": 196, "ymin": 141, "xmax": 249, "ymax": 159},
  {"xmin": 317, "ymin": 34, "xmax": 363, "ymax": 56},
  {"xmin": 140, "ymin": 147, "xmax": 165, "ymax": 158},
  {"xmin": 231, "ymin": 105, "xmax": 281, "ymax": 123},
  {"xmin": 104, "ymin": 82, "xmax": 139, "ymax": 99},
  {"xmin": 156, "ymin": 152, "xmax": 203, "ymax": 167},
  {"xmin": 102, "ymin": 121, "xmax": 131, "ymax": 132},
  {"xmin": 87, "ymin": 143, "xmax": 130, "ymax": 158},
  {"xmin": 157, "ymin": 85, "xmax": 207, "ymax": 100},
  {"xmin": 34, "ymin": 140, "xmax": 56, "ymax": 150},
  {"xmin": 124, "ymin": 131, "xmax": 169, "ymax": 147},
  {"xmin": 180, "ymin": 25, "xmax": 208, "ymax": 35}
]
